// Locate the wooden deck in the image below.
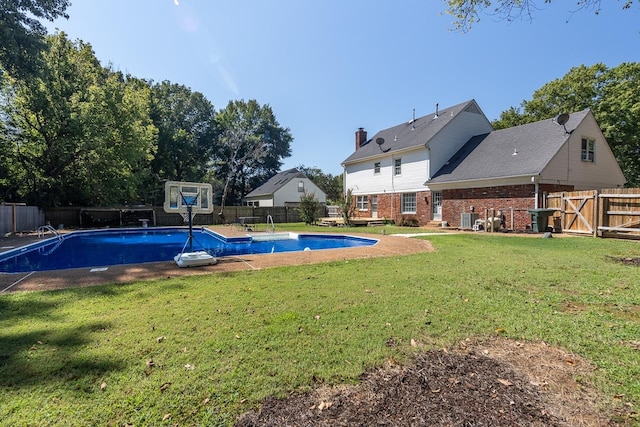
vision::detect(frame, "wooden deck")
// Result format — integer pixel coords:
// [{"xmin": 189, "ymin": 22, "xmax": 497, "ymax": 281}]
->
[{"xmin": 318, "ymin": 217, "xmax": 387, "ymax": 227}]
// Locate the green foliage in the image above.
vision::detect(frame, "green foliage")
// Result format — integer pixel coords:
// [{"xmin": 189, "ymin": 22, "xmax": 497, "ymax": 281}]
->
[
  {"xmin": 492, "ymin": 62, "xmax": 640, "ymax": 187},
  {"xmin": 148, "ymin": 81, "xmax": 216, "ymax": 203},
  {"xmin": 213, "ymin": 100, "xmax": 293, "ymax": 207},
  {"xmin": 444, "ymin": 1, "xmax": 635, "ymax": 32},
  {"xmin": 297, "ymin": 165, "xmax": 343, "ymax": 203},
  {"xmin": 298, "ymin": 192, "xmax": 320, "ymax": 224},
  {"xmin": 338, "ymin": 188, "xmax": 355, "ymax": 225},
  {"xmin": 0, "ymin": 0, "xmax": 70, "ymax": 79},
  {"xmin": 2, "ymin": 32, "xmax": 157, "ymax": 206},
  {"xmin": 0, "ymin": 234, "xmax": 638, "ymax": 425}
]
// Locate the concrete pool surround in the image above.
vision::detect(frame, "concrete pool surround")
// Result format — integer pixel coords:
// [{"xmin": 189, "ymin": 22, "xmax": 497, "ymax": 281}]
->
[{"xmin": 0, "ymin": 226, "xmax": 434, "ymax": 293}]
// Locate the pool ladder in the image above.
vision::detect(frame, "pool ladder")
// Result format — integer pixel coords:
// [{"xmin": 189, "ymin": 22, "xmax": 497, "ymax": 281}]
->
[
  {"xmin": 37, "ymin": 225, "xmax": 64, "ymax": 255},
  {"xmin": 266, "ymin": 215, "xmax": 275, "ymax": 234},
  {"xmin": 37, "ymin": 224, "xmax": 63, "ymax": 241}
]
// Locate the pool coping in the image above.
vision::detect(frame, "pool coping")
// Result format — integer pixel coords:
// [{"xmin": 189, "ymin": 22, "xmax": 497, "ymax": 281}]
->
[{"xmin": 0, "ymin": 226, "xmax": 435, "ymax": 293}]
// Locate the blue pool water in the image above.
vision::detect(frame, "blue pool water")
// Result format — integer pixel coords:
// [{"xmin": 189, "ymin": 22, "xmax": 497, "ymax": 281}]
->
[{"xmin": 0, "ymin": 228, "xmax": 377, "ymax": 273}]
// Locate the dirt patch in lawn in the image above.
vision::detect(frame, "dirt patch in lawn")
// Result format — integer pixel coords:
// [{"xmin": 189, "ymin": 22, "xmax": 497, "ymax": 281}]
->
[
  {"xmin": 606, "ymin": 255, "xmax": 640, "ymax": 267},
  {"xmin": 236, "ymin": 337, "xmax": 636, "ymax": 426}
]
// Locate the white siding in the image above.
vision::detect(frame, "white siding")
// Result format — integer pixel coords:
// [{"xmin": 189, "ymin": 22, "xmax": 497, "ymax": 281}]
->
[
  {"xmin": 345, "ymin": 106, "xmax": 493, "ymax": 195},
  {"xmin": 345, "ymin": 149, "xmax": 429, "ymax": 194},
  {"xmin": 273, "ymin": 178, "xmax": 327, "ymax": 205},
  {"xmin": 542, "ymin": 115, "xmax": 626, "ymax": 189}
]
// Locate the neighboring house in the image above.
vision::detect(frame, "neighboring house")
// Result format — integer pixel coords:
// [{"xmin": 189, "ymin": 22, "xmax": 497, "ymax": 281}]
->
[
  {"xmin": 341, "ymin": 99, "xmax": 626, "ymax": 229},
  {"xmin": 243, "ymin": 168, "xmax": 327, "ymax": 207}
]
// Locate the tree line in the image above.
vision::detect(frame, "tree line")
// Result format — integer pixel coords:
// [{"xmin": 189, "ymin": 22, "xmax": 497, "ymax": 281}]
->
[
  {"xmin": 0, "ymin": 31, "xmax": 298, "ymax": 207},
  {"xmin": 2, "ymin": 1, "xmax": 637, "ymax": 210}
]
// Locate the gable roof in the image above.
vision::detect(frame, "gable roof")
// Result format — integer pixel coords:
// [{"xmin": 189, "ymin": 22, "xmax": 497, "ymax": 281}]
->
[
  {"xmin": 428, "ymin": 109, "xmax": 592, "ymax": 185},
  {"xmin": 244, "ymin": 168, "xmax": 306, "ymax": 198},
  {"xmin": 342, "ymin": 100, "xmax": 485, "ymax": 165}
]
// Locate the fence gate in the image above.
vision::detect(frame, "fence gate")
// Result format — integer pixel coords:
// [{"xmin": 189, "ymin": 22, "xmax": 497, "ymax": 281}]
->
[
  {"xmin": 547, "ymin": 188, "xmax": 640, "ymax": 239},
  {"xmin": 554, "ymin": 190, "xmax": 598, "ymax": 236}
]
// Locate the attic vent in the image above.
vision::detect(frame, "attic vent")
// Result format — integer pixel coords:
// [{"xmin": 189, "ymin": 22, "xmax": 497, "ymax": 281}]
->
[{"xmin": 463, "ymin": 103, "xmax": 482, "ymax": 114}]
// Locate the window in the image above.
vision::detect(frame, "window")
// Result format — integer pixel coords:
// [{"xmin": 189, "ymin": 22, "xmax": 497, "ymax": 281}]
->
[
  {"xmin": 298, "ymin": 180, "xmax": 305, "ymax": 192},
  {"xmin": 356, "ymin": 195, "xmax": 368, "ymax": 211},
  {"xmin": 394, "ymin": 158, "xmax": 402, "ymax": 175},
  {"xmin": 581, "ymin": 138, "xmax": 595, "ymax": 162},
  {"xmin": 402, "ymin": 193, "xmax": 416, "ymax": 213},
  {"xmin": 374, "ymin": 162, "xmax": 380, "ymax": 174}
]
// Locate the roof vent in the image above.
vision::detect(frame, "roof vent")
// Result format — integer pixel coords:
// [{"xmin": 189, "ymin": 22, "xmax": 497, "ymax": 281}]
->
[{"xmin": 434, "ymin": 103, "xmax": 439, "ymax": 119}]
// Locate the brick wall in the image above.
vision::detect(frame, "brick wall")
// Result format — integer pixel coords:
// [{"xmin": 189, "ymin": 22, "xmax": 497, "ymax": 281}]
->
[
  {"xmin": 443, "ymin": 184, "xmax": 573, "ymax": 230},
  {"xmin": 349, "ymin": 184, "xmax": 573, "ymax": 229},
  {"xmin": 351, "ymin": 191, "xmax": 432, "ymax": 225}
]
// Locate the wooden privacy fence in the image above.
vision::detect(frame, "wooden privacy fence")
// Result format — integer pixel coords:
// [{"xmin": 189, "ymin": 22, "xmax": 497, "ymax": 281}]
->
[
  {"xmin": 1, "ymin": 204, "xmax": 45, "ymax": 235},
  {"xmin": 45, "ymin": 205, "xmax": 313, "ymax": 229},
  {"xmin": 547, "ymin": 188, "xmax": 640, "ymax": 238}
]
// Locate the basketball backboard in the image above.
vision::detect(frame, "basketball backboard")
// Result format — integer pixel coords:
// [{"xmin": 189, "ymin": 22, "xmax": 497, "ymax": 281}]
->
[{"xmin": 163, "ymin": 181, "xmax": 214, "ymax": 218}]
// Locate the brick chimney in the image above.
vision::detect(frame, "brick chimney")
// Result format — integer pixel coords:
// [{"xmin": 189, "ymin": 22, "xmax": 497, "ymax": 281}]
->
[{"xmin": 355, "ymin": 127, "xmax": 367, "ymax": 150}]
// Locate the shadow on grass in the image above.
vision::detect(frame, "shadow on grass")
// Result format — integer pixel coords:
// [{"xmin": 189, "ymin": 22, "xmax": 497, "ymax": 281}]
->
[
  {"xmin": 0, "ymin": 320, "xmax": 125, "ymax": 389},
  {"xmin": 0, "ymin": 289, "xmax": 132, "ymax": 390}
]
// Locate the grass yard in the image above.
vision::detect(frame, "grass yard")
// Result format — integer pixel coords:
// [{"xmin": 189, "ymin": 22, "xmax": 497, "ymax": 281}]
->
[{"xmin": 0, "ymin": 230, "xmax": 639, "ymax": 425}]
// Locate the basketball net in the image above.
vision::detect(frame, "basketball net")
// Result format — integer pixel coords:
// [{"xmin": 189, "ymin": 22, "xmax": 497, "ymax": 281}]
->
[{"xmin": 179, "ymin": 211, "xmax": 197, "ymax": 224}]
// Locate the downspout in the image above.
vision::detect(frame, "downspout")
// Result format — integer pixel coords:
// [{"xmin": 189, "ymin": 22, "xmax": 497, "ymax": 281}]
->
[
  {"xmin": 532, "ymin": 176, "xmax": 539, "ymax": 209},
  {"xmin": 391, "ymin": 157, "xmax": 396, "ymax": 224}
]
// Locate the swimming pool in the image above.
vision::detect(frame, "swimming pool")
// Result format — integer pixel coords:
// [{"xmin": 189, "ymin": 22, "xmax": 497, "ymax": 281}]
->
[{"xmin": 0, "ymin": 228, "xmax": 378, "ymax": 273}]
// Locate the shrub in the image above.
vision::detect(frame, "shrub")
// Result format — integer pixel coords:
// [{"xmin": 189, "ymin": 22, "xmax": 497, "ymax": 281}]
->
[{"xmin": 299, "ymin": 192, "xmax": 320, "ymax": 224}]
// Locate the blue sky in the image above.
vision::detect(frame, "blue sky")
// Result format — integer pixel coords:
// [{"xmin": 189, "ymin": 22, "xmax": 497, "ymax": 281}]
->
[{"xmin": 46, "ymin": 1, "xmax": 638, "ymax": 175}]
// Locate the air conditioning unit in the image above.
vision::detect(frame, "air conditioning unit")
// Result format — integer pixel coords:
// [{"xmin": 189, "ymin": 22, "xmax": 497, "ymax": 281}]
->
[{"xmin": 460, "ymin": 212, "xmax": 479, "ymax": 229}]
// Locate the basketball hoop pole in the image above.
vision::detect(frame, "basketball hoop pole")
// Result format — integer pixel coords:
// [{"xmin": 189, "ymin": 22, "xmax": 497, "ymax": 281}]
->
[
  {"xmin": 180, "ymin": 191, "xmax": 197, "ymax": 253},
  {"xmin": 187, "ymin": 203, "xmax": 194, "ymax": 252}
]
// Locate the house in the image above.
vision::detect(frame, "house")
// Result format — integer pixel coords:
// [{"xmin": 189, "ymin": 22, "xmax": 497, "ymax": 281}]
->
[
  {"xmin": 243, "ymin": 168, "xmax": 327, "ymax": 207},
  {"xmin": 341, "ymin": 100, "xmax": 626, "ymax": 230}
]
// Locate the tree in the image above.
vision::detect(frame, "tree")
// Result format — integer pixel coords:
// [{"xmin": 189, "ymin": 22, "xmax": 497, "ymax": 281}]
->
[
  {"xmin": 2, "ymin": 32, "xmax": 157, "ymax": 206},
  {"xmin": 298, "ymin": 192, "xmax": 321, "ymax": 225},
  {"xmin": 297, "ymin": 165, "xmax": 343, "ymax": 203},
  {"xmin": 444, "ymin": 0, "xmax": 635, "ymax": 32},
  {"xmin": 338, "ymin": 188, "xmax": 356, "ymax": 226},
  {"xmin": 149, "ymin": 81, "xmax": 216, "ymax": 202},
  {"xmin": 211, "ymin": 100, "xmax": 292, "ymax": 207},
  {"xmin": 0, "ymin": 0, "xmax": 71, "ymax": 79},
  {"xmin": 492, "ymin": 62, "xmax": 640, "ymax": 187}
]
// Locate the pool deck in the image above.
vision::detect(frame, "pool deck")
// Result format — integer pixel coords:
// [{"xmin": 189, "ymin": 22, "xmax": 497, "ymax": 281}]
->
[{"xmin": 0, "ymin": 226, "xmax": 434, "ymax": 293}]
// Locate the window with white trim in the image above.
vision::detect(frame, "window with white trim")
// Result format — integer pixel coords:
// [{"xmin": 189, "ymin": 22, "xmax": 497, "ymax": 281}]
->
[
  {"xmin": 356, "ymin": 195, "xmax": 368, "ymax": 211},
  {"xmin": 402, "ymin": 193, "xmax": 416, "ymax": 213},
  {"xmin": 394, "ymin": 158, "xmax": 402, "ymax": 175},
  {"xmin": 581, "ymin": 138, "xmax": 595, "ymax": 162},
  {"xmin": 374, "ymin": 162, "xmax": 380, "ymax": 174}
]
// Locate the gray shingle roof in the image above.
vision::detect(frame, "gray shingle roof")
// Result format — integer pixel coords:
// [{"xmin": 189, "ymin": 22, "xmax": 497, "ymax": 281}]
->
[
  {"xmin": 428, "ymin": 109, "xmax": 592, "ymax": 184},
  {"xmin": 244, "ymin": 168, "xmax": 305, "ymax": 198},
  {"xmin": 342, "ymin": 100, "xmax": 482, "ymax": 164}
]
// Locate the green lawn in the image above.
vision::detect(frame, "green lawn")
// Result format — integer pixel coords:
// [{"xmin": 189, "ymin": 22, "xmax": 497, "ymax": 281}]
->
[{"xmin": 1, "ymin": 229, "xmax": 639, "ymax": 426}]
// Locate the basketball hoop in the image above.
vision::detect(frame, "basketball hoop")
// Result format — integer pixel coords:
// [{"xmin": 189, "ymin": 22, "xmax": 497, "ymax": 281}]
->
[{"xmin": 163, "ymin": 181, "xmax": 216, "ymax": 267}]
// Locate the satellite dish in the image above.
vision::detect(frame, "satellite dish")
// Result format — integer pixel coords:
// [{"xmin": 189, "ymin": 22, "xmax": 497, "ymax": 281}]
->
[
  {"xmin": 376, "ymin": 137, "xmax": 390, "ymax": 153},
  {"xmin": 556, "ymin": 113, "xmax": 569, "ymax": 126}
]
